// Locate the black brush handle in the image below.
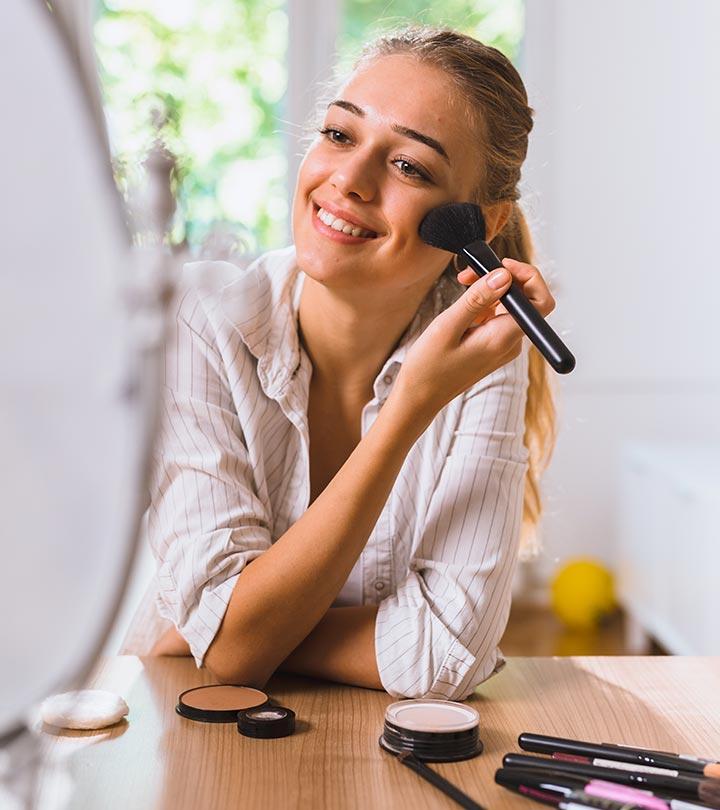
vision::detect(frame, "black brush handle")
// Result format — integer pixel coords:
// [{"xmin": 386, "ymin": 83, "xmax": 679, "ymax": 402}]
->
[
  {"xmin": 461, "ymin": 240, "xmax": 576, "ymax": 374},
  {"xmin": 397, "ymin": 753, "xmax": 487, "ymax": 810}
]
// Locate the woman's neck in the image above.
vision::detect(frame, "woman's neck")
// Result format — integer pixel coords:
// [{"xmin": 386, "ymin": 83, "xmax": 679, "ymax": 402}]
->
[{"xmin": 297, "ymin": 273, "xmax": 433, "ymax": 401}]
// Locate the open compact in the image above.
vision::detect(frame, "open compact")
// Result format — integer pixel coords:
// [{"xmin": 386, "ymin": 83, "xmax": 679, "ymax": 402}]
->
[
  {"xmin": 237, "ymin": 705, "xmax": 296, "ymax": 739},
  {"xmin": 378, "ymin": 699, "xmax": 483, "ymax": 762},
  {"xmin": 176, "ymin": 685, "xmax": 270, "ymax": 723},
  {"xmin": 176, "ymin": 685, "xmax": 296, "ymax": 739}
]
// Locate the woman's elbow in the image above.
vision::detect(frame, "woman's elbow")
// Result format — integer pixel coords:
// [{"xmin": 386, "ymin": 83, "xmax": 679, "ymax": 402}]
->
[
  {"xmin": 209, "ymin": 663, "xmax": 270, "ymax": 690},
  {"xmin": 150, "ymin": 626, "xmax": 192, "ymax": 656},
  {"xmin": 204, "ymin": 639, "xmax": 272, "ymax": 689}
]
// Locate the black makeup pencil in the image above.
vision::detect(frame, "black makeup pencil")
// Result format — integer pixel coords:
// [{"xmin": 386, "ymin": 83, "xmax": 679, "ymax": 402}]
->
[
  {"xmin": 518, "ymin": 733, "xmax": 720, "ymax": 780},
  {"xmin": 495, "ymin": 767, "xmax": 713, "ymax": 810},
  {"xmin": 503, "ymin": 754, "xmax": 720, "ymax": 808}
]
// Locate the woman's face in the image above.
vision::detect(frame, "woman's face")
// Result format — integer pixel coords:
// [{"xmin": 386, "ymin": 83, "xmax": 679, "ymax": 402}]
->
[{"xmin": 292, "ymin": 54, "xmax": 483, "ymax": 294}]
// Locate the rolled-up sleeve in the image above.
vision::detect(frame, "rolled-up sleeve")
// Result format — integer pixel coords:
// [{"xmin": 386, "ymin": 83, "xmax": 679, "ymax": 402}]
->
[
  {"xmin": 148, "ymin": 284, "xmax": 272, "ymax": 667},
  {"xmin": 374, "ymin": 345, "xmax": 530, "ymax": 701}
]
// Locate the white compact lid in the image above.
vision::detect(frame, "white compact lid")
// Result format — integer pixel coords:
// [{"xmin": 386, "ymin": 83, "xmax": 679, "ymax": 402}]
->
[{"xmin": 385, "ymin": 700, "xmax": 480, "ymax": 733}]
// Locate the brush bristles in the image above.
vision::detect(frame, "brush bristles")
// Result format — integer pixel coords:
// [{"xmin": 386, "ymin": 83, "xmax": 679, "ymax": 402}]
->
[{"xmin": 419, "ymin": 203, "xmax": 487, "ymax": 253}]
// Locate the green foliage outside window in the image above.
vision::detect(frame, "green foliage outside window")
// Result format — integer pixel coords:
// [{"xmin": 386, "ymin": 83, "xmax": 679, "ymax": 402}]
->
[
  {"xmin": 94, "ymin": 1, "xmax": 522, "ymax": 254},
  {"xmin": 341, "ymin": 0, "xmax": 523, "ymax": 69},
  {"xmin": 95, "ymin": 0, "xmax": 289, "ymax": 252}
]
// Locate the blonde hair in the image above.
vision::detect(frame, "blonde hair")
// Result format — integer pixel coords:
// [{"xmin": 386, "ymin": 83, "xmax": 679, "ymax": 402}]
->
[{"xmin": 356, "ymin": 27, "xmax": 557, "ymax": 555}]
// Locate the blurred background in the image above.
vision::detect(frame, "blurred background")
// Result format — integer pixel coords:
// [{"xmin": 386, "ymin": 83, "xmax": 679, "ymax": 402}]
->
[
  {"xmin": 94, "ymin": 0, "xmax": 719, "ymax": 657},
  {"xmin": 94, "ymin": 0, "xmax": 523, "ymax": 251}
]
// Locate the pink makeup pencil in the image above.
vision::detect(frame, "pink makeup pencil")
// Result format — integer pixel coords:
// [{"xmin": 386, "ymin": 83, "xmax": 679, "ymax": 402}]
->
[
  {"xmin": 502, "ymin": 754, "xmax": 720, "ymax": 808},
  {"xmin": 494, "ymin": 768, "xmax": 648, "ymax": 810},
  {"xmin": 495, "ymin": 768, "xmax": 711, "ymax": 810}
]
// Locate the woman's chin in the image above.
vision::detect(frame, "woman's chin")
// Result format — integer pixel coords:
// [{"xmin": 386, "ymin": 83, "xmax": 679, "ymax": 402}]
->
[{"xmin": 295, "ymin": 241, "xmax": 372, "ymax": 286}]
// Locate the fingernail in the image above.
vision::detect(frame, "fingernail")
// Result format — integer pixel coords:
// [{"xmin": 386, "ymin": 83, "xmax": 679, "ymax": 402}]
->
[{"xmin": 487, "ymin": 268, "xmax": 510, "ymax": 289}]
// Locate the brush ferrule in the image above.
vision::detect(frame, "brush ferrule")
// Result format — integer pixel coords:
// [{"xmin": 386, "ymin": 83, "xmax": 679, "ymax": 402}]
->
[{"xmin": 460, "ymin": 240, "xmax": 503, "ymax": 276}]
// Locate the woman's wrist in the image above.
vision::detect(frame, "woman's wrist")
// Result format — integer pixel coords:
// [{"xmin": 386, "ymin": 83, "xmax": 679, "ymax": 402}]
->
[{"xmin": 382, "ymin": 372, "xmax": 439, "ymax": 440}]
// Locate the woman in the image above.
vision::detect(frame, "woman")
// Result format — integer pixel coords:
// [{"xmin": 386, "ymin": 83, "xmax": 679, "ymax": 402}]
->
[{"xmin": 123, "ymin": 27, "xmax": 557, "ymax": 701}]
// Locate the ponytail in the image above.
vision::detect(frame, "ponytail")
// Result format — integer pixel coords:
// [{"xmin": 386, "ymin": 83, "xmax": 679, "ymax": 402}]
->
[{"xmin": 490, "ymin": 203, "xmax": 557, "ymax": 557}]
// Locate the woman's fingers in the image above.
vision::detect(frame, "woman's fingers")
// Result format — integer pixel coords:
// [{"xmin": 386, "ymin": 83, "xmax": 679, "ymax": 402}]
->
[
  {"xmin": 501, "ymin": 258, "xmax": 556, "ymax": 317},
  {"xmin": 442, "ymin": 267, "xmax": 512, "ymax": 340},
  {"xmin": 456, "ymin": 266, "xmax": 480, "ymax": 286},
  {"xmin": 456, "ymin": 257, "xmax": 555, "ymax": 318},
  {"xmin": 400, "ymin": 263, "xmax": 536, "ymax": 414}
]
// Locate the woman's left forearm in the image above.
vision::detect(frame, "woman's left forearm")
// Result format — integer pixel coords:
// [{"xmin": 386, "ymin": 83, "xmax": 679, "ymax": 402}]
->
[
  {"xmin": 277, "ymin": 604, "xmax": 382, "ymax": 690},
  {"xmin": 150, "ymin": 604, "xmax": 383, "ymax": 690}
]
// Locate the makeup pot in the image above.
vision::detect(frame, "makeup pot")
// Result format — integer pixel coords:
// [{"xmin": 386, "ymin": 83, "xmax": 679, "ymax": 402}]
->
[{"xmin": 378, "ymin": 699, "xmax": 483, "ymax": 763}]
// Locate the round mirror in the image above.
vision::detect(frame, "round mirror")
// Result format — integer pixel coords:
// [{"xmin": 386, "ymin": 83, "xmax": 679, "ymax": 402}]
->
[{"xmin": 0, "ymin": 0, "xmax": 160, "ymax": 740}]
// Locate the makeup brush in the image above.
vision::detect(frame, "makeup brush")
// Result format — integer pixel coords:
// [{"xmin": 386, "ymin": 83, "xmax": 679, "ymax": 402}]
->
[
  {"xmin": 502, "ymin": 754, "xmax": 720, "ymax": 808},
  {"xmin": 518, "ymin": 733, "xmax": 720, "ymax": 780},
  {"xmin": 419, "ymin": 203, "xmax": 576, "ymax": 374},
  {"xmin": 395, "ymin": 752, "xmax": 486, "ymax": 810}
]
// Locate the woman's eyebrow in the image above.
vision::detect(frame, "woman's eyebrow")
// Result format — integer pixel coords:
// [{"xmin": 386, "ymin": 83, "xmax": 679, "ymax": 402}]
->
[{"xmin": 327, "ymin": 99, "xmax": 451, "ymax": 164}]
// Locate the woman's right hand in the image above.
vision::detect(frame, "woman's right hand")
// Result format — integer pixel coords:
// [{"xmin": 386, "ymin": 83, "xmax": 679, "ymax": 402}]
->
[{"xmin": 393, "ymin": 258, "xmax": 555, "ymax": 418}]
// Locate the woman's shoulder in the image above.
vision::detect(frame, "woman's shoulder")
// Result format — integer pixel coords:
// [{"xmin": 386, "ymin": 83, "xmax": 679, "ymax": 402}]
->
[
  {"xmin": 174, "ymin": 245, "xmax": 298, "ymax": 332},
  {"xmin": 180, "ymin": 245, "xmax": 297, "ymax": 303}
]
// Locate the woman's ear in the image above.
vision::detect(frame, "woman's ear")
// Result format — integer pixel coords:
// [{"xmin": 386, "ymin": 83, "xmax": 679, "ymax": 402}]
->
[{"xmin": 483, "ymin": 201, "xmax": 513, "ymax": 242}]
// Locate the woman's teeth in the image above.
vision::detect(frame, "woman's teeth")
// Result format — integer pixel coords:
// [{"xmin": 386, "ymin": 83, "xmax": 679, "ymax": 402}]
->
[{"xmin": 316, "ymin": 207, "xmax": 376, "ymax": 238}]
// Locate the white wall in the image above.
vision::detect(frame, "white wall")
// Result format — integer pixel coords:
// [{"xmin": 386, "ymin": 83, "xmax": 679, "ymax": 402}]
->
[{"xmin": 520, "ymin": 0, "xmax": 720, "ymax": 585}]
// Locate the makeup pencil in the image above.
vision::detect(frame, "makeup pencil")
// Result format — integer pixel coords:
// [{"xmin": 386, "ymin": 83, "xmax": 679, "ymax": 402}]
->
[
  {"xmin": 551, "ymin": 753, "xmax": 685, "ymax": 779},
  {"xmin": 495, "ymin": 767, "xmax": 712, "ymax": 810},
  {"xmin": 503, "ymin": 754, "xmax": 720, "ymax": 808},
  {"xmin": 519, "ymin": 734, "xmax": 720, "ymax": 780},
  {"xmin": 495, "ymin": 768, "xmax": 648, "ymax": 810}
]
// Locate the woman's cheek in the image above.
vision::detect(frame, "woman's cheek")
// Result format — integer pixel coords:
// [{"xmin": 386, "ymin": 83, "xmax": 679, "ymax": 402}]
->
[{"xmin": 297, "ymin": 143, "xmax": 332, "ymax": 188}]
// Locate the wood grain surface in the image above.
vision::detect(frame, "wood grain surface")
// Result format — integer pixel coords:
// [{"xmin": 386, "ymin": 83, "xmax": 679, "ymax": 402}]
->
[{"xmin": 35, "ymin": 656, "xmax": 720, "ymax": 810}]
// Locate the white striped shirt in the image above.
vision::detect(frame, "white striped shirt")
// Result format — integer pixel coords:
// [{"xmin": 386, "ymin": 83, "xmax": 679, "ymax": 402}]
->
[{"xmin": 124, "ymin": 246, "xmax": 529, "ymax": 701}]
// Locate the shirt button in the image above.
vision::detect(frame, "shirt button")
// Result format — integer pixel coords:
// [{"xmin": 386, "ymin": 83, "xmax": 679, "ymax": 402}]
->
[
  {"xmin": 374, "ymin": 579, "xmax": 386, "ymax": 591},
  {"xmin": 382, "ymin": 374, "xmax": 394, "ymax": 385}
]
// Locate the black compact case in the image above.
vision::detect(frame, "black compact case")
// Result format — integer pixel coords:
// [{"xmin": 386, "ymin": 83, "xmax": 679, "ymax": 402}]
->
[{"xmin": 237, "ymin": 705, "xmax": 296, "ymax": 739}]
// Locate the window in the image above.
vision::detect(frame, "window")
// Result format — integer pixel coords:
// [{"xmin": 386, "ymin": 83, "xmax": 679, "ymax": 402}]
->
[
  {"xmin": 94, "ymin": 0, "xmax": 523, "ymax": 255},
  {"xmin": 341, "ymin": 0, "xmax": 523, "ymax": 65}
]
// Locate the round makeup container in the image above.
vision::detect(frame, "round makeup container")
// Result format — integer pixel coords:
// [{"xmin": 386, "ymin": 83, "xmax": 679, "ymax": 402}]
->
[
  {"xmin": 176, "ymin": 685, "xmax": 270, "ymax": 723},
  {"xmin": 379, "ymin": 699, "xmax": 483, "ymax": 762},
  {"xmin": 237, "ymin": 705, "xmax": 296, "ymax": 739}
]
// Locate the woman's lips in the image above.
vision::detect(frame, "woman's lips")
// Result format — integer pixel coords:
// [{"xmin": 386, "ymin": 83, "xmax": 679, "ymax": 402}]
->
[{"xmin": 312, "ymin": 204, "xmax": 379, "ymax": 244}]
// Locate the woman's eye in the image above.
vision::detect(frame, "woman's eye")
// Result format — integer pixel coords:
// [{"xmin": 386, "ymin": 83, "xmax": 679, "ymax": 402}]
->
[
  {"xmin": 393, "ymin": 158, "xmax": 430, "ymax": 182},
  {"xmin": 318, "ymin": 127, "xmax": 350, "ymax": 145},
  {"xmin": 317, "ymin": 129, "xmax": 430, "ymax": 182}
]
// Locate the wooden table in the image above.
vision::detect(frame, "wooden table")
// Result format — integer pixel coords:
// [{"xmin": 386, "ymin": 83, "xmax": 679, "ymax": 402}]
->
[{"xmin": 35, "ymin": 656, "xmax": 720, "ymax": 809}]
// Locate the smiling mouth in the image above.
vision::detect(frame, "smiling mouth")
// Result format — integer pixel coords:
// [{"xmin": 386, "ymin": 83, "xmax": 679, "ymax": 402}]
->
[{"xmin": 314, "ymin": 205, "xmax": 378, "ymax": 239}]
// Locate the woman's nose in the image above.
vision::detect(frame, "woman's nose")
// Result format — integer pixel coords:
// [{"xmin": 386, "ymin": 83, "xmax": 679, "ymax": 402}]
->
[{"xmin": 330, "ymin": 151, "xmax": 378, "ymax": 201}]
